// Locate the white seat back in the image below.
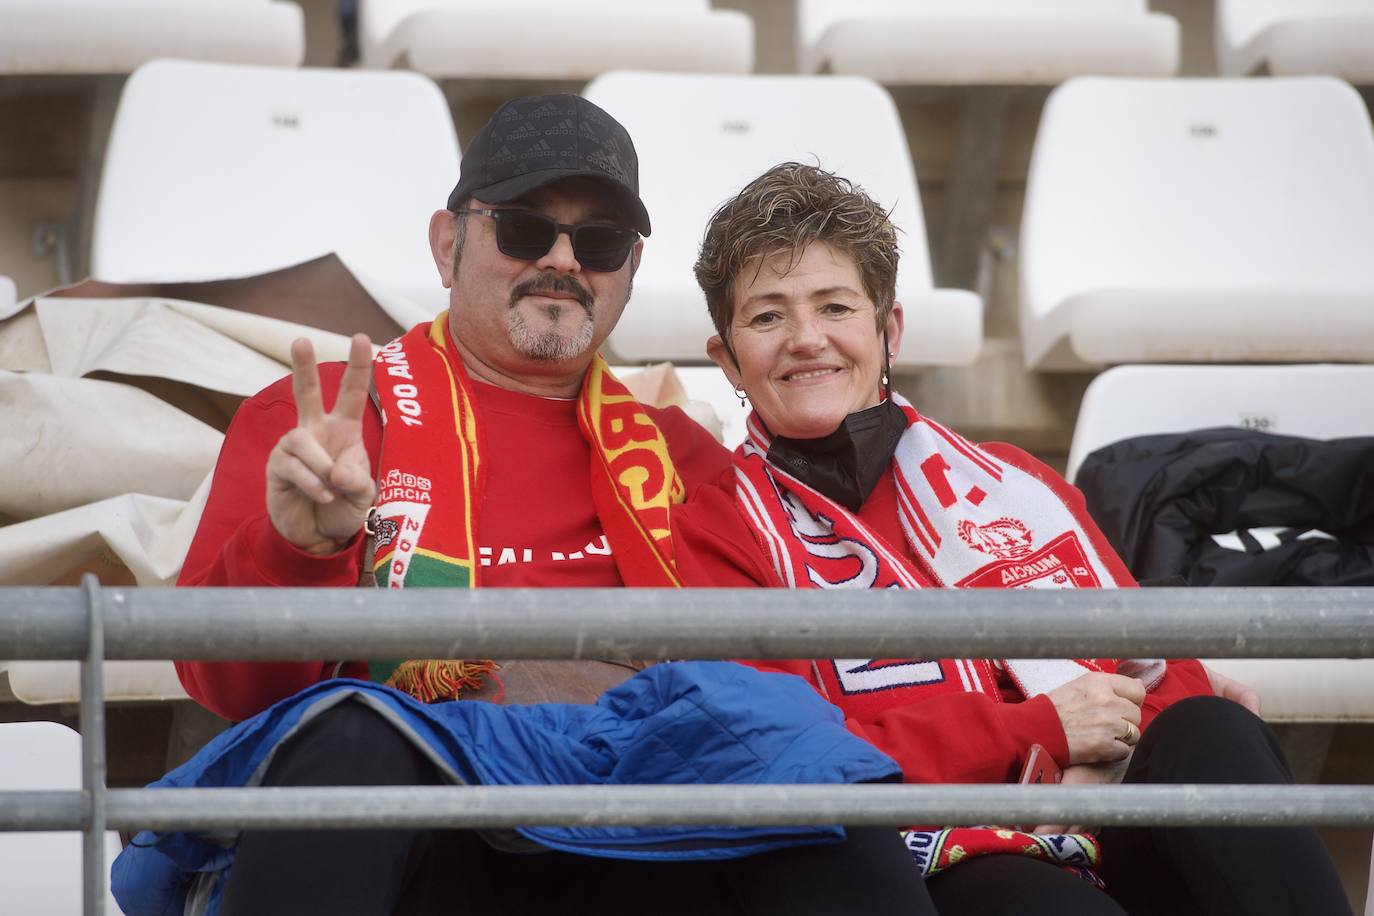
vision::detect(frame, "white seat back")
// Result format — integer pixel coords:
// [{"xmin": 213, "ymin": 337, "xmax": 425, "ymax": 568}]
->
[
  {"xmin": 0, "ymin": 721, "xmax": 122, "ymax": 913},
  {"xmin": 363, "ymin": 0, "xmax": 714, "ymax": 56},
  {"xmin": 583, "ymin": 71, "xmax": 981, "ymax": 368},
  {"xmin": 0, "ymin": 275, "xmax": 15, "ymax": 318},
  {"xmin": 3, "ymin": 661, "xmax": 189, "ymax": 705},
  {"xmin": 360, "ymin": 0, "xmax": 749, "ymax": 77},
  {"xmin": 1067, "ymin": 364, "xmax": 1374, "ymax": 482},
  {"xmin": 92, "ymin": 60, "xmax": 459, "ymax": 319},
  {"xmin": 1217, "ymin": 0, "xmax": 1374, "ymax": 79},
  {"xmin": 797, "ymin": 0, "xmax": 1171, "ymax": 79},
  {"xmin": 1020, "ymin": 77, "xmax": 1374, "ymax": 370},
  {"xmin": 0, "ymin": 0, "xmax": 303, "ymax": 75}
]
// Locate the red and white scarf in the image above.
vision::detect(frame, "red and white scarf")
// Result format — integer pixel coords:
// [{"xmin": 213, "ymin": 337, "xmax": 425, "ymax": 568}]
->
[
  {"xmin": 734, "ymin": 394, "xmax": 1164, "ymax": 699},
  {"xmin": 732, "ymin": 394, "xmax": 1164, "ymax": 878}
]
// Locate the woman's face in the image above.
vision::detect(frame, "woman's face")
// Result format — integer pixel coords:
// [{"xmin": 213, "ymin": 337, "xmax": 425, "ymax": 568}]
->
[{"xmin": 708, "ymin": 242, "xmax": 903, "ymax": 440}]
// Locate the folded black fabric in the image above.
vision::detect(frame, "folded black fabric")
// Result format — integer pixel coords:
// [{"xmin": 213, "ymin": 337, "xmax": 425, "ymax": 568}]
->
[{"xmin": 1076, "ymin": 427, "xmax": 1374, "ymax": 587}]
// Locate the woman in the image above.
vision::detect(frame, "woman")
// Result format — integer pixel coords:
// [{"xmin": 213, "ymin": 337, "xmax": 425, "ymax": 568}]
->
[{"xmin": 672, "ymin": 162, "xmax": 1352, "ymax": 915}]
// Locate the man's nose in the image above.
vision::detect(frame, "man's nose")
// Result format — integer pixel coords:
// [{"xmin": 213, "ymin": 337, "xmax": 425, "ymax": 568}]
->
[{"xmin": 533, "ymin": 231, "xmax": 581, "ymax": 274}]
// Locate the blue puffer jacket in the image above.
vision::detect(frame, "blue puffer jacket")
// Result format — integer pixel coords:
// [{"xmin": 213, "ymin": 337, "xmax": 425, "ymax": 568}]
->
[{"xmin": 112, "ymin": 661, "xmax": 899, "ymax": 916}]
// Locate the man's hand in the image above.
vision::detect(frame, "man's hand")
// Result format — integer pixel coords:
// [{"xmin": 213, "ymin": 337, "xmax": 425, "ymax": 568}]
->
[
  {"xmin": 266, "ymin": 334, "xmax": 376, "ymax": 554},
  {"xmin": 1033, "ymin": 758, "xmax": 1131, "ymax": 835},
  {"xmin": 1046, "ymin": 672, "xmax": 1145, "ymax": 765},
  {"xmin": 1204, "ymin": 664, "xmax": 1262, "ymax": 716}
]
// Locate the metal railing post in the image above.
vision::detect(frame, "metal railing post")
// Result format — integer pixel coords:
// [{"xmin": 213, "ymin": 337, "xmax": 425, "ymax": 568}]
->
[{"xmin": 79, "ymin": 575, "xmax": 106, "ymax": 916}]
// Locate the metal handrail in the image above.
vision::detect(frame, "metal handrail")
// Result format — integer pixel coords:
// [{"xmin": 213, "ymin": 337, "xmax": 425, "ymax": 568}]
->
[
  {"xmin": 1, "ymin": 580, "xmax": 1372, "ymax": 915},
  {"xmin": 3, "ymin": 585, "xmax": 1373, "ymax": 660},
  {"xmin": 5, "ymin": 784, "xmax": 1374, "ymax": 832}
]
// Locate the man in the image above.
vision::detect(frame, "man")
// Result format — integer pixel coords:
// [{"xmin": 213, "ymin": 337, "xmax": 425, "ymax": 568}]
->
[
  {"xmin": 159, "ymin": 97, "xmax": 928, "ymax": 916},
  {"xmin": 176, "ymin": 94, "xmax": 729, "ymax": 718}
]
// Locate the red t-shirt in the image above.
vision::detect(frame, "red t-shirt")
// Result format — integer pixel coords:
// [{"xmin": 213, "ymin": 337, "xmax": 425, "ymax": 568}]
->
[
  {"xmin": 176, "ymin": 363, "xmax": 730, "ymax": 720},
  {"xmin": 672, "ymin": 448, "xmax": 1213, "ymax": 785},
  {"xmin": 474, "ymin": 382, "xmax": 622, "ymax": 588}
]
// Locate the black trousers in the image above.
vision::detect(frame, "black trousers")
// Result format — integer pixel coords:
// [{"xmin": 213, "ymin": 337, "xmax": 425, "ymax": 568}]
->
[
  {"xmin": 921, "ymin": 695, "xmax": 1352, "ymax": 916},
  {"xmin": 1097, "ymin": 695, "xmax": 1352, "ymax": 916},
  {"xmin": 219, "ymin": 700, "xmax": 935, "ymax": 916},
  {"xmin": 220, "ymin": 697, "xmax": 1352, "ymax": 916}
]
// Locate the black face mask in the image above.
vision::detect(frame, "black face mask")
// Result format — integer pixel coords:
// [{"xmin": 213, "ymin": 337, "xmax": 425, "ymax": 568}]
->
[{"xmin": 766, "ymin": 397, "xmax": 907, "ymax": 512}]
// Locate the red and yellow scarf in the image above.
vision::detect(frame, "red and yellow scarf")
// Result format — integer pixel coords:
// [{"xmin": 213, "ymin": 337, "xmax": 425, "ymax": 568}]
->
[{"xmin": 366, "ymin": 313, "xmax": 683, "ymax": 700}]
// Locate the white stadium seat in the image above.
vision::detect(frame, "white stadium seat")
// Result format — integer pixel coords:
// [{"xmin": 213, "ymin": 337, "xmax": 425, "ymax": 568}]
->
[
  {"xmin": 583, "ymin": 71, "xmax": 982, "ymax": 369},
  {"xmin": 1067, "ymin": 364, "xmax": 1374, "ymax": 723},
  {"xmin": 1020, "ymin": 77, "xmax": 1374, "ymax": 371},
  {"xmin": 0, "ymin": 722, "xmax": 122, "ymax": 913},
  {"xmin": 1, "ymin": 661, "xmax": 189, "ymax": 705},
  {"xmin": 1217, "ymin": 0, "xmax": 1374, "ymax": 82},
  {"xmin": 0, "ymin": 0, "xmax": 303, "ymax": 74},
  {"xmin": 797, "ymin": 0, "xmax": 1178, "ymax": 84},
  {"xmin": 91, "ymin": 60, "xmax": 460, "ymax": 323},
  {"xmin": 1066, "ymin": 364, "xmax": 1374, "ymax": 482},
  {"xmin": 0, "ymin": 276, "xmax": 14, "ymax": 319},
  {"xmin": 359, "ymin": 0, "xmax": 752, "ymax": 79}
]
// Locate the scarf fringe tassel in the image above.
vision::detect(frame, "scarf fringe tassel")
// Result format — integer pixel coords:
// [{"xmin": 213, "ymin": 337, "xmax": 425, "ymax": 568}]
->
[{"xmin": 385, "ymin": 659, "xmax": 500, "ymax": 703}]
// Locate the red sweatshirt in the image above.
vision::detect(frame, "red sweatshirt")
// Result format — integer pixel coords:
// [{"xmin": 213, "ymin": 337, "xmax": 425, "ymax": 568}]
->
[
  {"xmin": 671, "ymin": 442, "xmax": 1212, "ymax": 786},
  {"xmin": 177, "ymin": 363, "xmax": 730, "ymax": 721}
]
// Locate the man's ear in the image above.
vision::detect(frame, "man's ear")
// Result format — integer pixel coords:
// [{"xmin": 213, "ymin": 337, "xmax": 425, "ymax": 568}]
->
[
  {"xmin": 429, "ymin": 209, "xmax": 457, "ymax": 288},
  {"xmin": 885, "ymin": 302, "xmax": 905, "ymax": 364},
  {"xmin": 629, "ymin": 239, "xmax": 644, "ymax": 277},
  {"xmin": 706, "ymin": 334, "xmax": 742, "ymax": 389}
]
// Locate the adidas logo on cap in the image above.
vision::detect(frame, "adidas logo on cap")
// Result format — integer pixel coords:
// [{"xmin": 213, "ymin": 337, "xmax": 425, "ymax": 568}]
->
[
  {"xmin": 528, "ymin": 101, "xmax": 562, "ymax": 120},
  {"xmin": 520, "ymin": 139, "xmax": 558, "ymax": 160},
  {"xmin": 504, "ymin": 121, "xmax": 543, "ymax": 141}
]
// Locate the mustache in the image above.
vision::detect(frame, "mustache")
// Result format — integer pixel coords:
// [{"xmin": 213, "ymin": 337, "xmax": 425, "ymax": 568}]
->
[{"xmin": 509, "ymin": 274, "xmax": 593, "ymax": 312}]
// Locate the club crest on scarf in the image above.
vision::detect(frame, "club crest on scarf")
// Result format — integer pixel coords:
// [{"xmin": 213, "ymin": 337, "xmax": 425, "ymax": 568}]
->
[
  {"xmin": 957, "ymin": 531, "xmax": 1105, "ymax": 590},
  {"xmin": 957, "ymin": 517, "xmax": 1034, "ymax": 560},
  {"xmin": 372, "ymin": 516, "xmax": 400, "ymax": 551},
  {"xmin": 374, "ymin": 470, "xmax": 438, "ymax": 588}
]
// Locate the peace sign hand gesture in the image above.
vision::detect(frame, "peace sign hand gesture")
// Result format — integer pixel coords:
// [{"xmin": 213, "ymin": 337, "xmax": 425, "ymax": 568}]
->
[{"xmin": 266, "ymin": 334, "xmax": 377, "ymax": 555}]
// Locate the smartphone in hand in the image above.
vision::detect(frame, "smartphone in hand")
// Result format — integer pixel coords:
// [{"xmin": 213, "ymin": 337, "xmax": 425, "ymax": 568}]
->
[{"xmin": 1018, "ymin": 743, "xmax": 1063, "ymax": 785}]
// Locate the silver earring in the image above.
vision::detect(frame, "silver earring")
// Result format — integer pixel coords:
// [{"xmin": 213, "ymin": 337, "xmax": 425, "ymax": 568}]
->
[
  {"xmin": 881, "ymin": 372, "xmax": 889, "ymax": 387},
  {"xmin": 735, "ymin": 386, "xmax": 748, "ymax": 407},
  {"xmin": 887, "ymin": 351, "xmax": 895, "ymax": 360}
]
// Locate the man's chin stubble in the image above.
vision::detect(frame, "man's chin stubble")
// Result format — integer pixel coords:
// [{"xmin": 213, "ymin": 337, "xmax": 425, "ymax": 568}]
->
[{"xmin": 506, "ymin": 309, "xmax": 595, "ymax": 362}]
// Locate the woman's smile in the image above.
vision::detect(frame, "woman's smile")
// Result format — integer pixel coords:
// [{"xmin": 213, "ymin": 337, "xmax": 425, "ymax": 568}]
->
[{"xmin": 780, "ymin": 365, "xmax": 844, "ymax": 384}]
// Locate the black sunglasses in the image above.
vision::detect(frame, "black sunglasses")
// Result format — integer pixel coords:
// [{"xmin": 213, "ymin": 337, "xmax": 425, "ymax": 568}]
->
[{"xmin": 455, "ymin": 208, "xmax": 638, "ymax": 272}]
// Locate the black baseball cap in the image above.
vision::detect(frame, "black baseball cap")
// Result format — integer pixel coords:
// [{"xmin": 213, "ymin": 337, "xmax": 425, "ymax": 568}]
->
[{"xmin": 446, "ymin": 94, "xmax": 651, "ymax": 237}]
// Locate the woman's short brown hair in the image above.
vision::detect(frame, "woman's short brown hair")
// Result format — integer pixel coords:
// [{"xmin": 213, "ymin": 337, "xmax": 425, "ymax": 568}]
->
[{"xmin": 694, "ymin": 162, "xmax": 900, "ymax": 344}]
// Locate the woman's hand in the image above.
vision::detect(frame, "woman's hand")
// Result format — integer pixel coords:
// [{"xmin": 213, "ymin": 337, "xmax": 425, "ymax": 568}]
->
[
  {"xmin": 1033, "ymin": 757, "xmax": 1132, "ymax": 835},
  {"xmin": 1204, "ymin": 664, "xmax": 1261, "ymax": 716},
  {"xmin": 266, "ymin": 334, "xmax": 376, "ymax": 555},
  {"xmin": 1046, "ymin": 672, "xmax": 1145, "ymax": 765}
]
